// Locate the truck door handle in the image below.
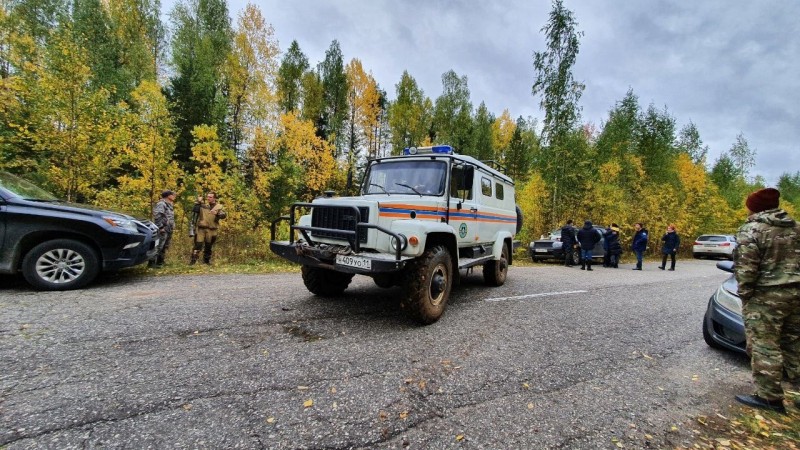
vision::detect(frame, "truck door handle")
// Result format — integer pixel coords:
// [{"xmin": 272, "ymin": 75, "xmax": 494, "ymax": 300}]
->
[{"xmin": 470, "ymin": 207, "xmax": 478, "ymax": 212}]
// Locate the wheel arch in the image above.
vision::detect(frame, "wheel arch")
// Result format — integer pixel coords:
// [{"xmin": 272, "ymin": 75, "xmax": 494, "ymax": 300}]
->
[{"xmin": 424, "ymin": 232, "xmax": 458, "ymax": 268}]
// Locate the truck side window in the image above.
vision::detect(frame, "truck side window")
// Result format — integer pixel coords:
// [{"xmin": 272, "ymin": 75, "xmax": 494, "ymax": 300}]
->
[
  {"xmin": 481, "ymin": 177, "xmax": 492, "ymax": 197},
  {"xmin": 496, "ymin": 182, "xmax": 504, "ymax": 200},
  {"xmin": 450, "ymin": 166, "xmax": 473, "ymax": 200}
]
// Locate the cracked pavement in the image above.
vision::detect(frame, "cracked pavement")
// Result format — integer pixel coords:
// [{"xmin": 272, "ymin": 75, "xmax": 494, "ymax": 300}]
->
[{"xmin": 1, "ymin": 260, "xmax": 752, "ymax": 448}]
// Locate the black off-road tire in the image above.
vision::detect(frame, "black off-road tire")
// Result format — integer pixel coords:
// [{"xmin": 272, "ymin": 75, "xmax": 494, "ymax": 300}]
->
[
  {"xmin": 401, "ymin": 246, "xmax": 453, "ymax": 324},
  {"xmin": 22, "ymin": 239, "xmax": 100, "ymax": 291},
  {"xmin": 301, "ymin": 266, "xmax": 354, "ymax": 296},
  {"xmin": 483, "ymin": 242, "xmax": 509, "ymax": 286}
]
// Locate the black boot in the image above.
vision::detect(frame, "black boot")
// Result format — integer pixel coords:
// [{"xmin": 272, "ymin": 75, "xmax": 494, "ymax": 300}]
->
[
  {"xmin": 586, "ymin": 261, "xmax": 593, "ymax": 271},
  {"xmin": 190, "ymin": 250, "xmax": 199, "ymax": 265},
  {"xmin": 633, "ymin": 262, "xmax": 642, "ymax": 270},
  {"xmin": 580, "ymin": 262, "xmax": 585, "ymax": 270},
  {"xmin": 735, "ymin": 394, "xmax": 786, "ymax": 414}
]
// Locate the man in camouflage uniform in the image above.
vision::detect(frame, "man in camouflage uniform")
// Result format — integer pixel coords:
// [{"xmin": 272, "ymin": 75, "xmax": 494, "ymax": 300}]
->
[
  {"xmin": 190, "ymin": 191, "xmax": 227, "ymax": 265},
  {"xmin": 734, "ymin": 187, "xmax": 800, "ymax": 414},
  {"xmin": 150, "ymin": 190, "xmax": 176, "ymax": 267}
]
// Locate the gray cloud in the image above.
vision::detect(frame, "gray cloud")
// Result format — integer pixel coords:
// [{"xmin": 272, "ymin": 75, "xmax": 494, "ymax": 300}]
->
[{"xmin": 215, "ymin": 0, "xmax": 799, "ymax": 183}]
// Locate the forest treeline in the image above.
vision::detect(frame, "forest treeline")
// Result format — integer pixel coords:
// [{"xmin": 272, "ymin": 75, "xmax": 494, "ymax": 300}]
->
[{"xmin": 2, "ymin": 0, "xmax": 799, "ymax": 261}]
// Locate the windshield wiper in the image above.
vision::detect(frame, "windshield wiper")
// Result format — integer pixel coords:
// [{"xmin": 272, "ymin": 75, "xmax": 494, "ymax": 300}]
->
[
  {"xmin": 368, "ymin": 183, "xmax": 389, "ymax": 195},
  {"xmin": 395, "ymin": 183, "xmax": 423, "ymax": 197}
]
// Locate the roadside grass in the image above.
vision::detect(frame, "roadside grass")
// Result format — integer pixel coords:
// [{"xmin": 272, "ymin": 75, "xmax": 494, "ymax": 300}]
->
[{"xmin": 686, "ymin": 399, "xmax": 799, "ymax": 449}]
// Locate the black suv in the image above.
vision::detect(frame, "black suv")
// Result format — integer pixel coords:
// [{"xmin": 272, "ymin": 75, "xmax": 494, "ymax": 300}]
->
[{"xmin": 0, "ymin": 172, "xmax": 158, "ymax": 290}]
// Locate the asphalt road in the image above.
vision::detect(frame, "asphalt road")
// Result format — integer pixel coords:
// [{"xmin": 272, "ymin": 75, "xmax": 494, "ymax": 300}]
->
[{"xmin": 1, "ymin": 259, "xmax": 752, "ymax": 449}]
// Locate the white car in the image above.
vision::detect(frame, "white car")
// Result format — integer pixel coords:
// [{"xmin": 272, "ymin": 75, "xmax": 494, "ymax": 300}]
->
[{"xmin": 692, "ymin": 234, "xmax": 737, "ymax": 260}]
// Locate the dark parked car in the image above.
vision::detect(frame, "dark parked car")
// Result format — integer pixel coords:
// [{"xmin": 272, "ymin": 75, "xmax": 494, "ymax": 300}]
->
[
  {"xmin": 702, "ymin": 260, "xmax": 746, "ymax": 354},
  {"xmin": 0, "ymin": 172, "xmax": 159, "ymax": 290},
  {"xmin": 529, "ymin": 225, "xmax": 606, "ymax": 264}
]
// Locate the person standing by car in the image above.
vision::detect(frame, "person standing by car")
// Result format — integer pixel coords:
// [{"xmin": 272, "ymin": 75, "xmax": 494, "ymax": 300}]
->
[
  {"xmin": 150, "ymin": 190, "xmax": 176, "ymax": 268},
  {"xmin": 605, "ymin": 224, "xmax": 622, "ymax": 268},
  {"xmin": 190, "ymin": 191, "xmax": 227, "ymax": 265},
  {"xmin": 658, "ymin": 224, "xmax": 680, "ymax": 271},
  {"xmin": 631, "ymin": 222, "xmax": 648, "ymax": 270},
  {"xmin": 560, "ymin": 219, "xmax": 578, "ymax": 266},
  {"xmin": 733, "ymin": 187, "xmax": 800, "ymax": 414},
  {"xmin": 576, "ymin": 220, "xmax": 601, "ymax": 271}
]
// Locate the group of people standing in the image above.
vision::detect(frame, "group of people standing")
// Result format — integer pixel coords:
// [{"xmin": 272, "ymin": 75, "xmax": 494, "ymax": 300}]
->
[
  {"xmin": 149, "ymin": 190, "xmax": 227, "ymax": 267},
  {"xmin": 559, "ymin": 220, "xmax": 679, "ymax": 271},
  {"xmin": 558, "ymin": 187, "xmax": 800, "ymax": 415}
]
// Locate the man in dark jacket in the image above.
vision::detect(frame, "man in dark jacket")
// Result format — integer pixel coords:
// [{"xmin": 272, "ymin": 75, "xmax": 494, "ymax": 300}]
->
[
  {"xmin": 658, "ymin": 224, "xmax": 680, "ymax": 271},
  {"xmin": 560, "ymin": 219, "xmax": 578, "ymax": 266},
  {"xmin": 576, "ymin": 220, "xmax": 601, "ymax": 271},
  {"xmin": 631, "ymin": 222, "xmax": 648, "ymax": 270},
  {"xmin": 605, "ymin": 224, "xmax": 623, "ymax": 268}
]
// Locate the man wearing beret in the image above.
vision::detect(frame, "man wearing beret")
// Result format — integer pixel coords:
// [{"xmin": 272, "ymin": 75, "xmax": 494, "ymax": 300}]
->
[
  {"xmin": 151, "ymin": 190, "xmax": 176, "ymax": 268},
  {"xmin": 734, "ymin": 187, "xmax": 800, "ymax": 414}
]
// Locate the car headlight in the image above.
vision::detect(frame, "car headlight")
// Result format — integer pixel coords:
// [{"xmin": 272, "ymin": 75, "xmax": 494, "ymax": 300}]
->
[
  {"xmin": 715, "ymin": 284, "xmax": 742, "ymax": 315},
  {"xmin": 103, "ymin": 215, "xmax": 139, "ymax": 233},
  {"xmin": 390, "ymin": 233, "xmax": 407, "ymax": 251}
]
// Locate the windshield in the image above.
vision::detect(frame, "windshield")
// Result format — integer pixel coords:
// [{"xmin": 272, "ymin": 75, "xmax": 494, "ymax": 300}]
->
[
  {"xmin": 0, "ymin": 172, "xmax": 59, "ymax": 201},
  {"xmin": 363, "ymin": 160, "xmax": 447, "ymax": 196}
]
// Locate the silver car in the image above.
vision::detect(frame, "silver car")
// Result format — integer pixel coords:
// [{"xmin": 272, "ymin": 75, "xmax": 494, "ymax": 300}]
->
[{"xmin": 693, "ymin": 234, "xmax": 737, "ymax": 260}]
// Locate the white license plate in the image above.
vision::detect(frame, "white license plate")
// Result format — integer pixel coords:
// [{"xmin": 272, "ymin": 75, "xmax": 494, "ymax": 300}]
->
[
  {"xmin": 336, "ymin": 255, "xmax": 372, "ymax": 270},
  {"xmin": 535, "ymin": 248, "xmax": 548, "ymax": 253}
]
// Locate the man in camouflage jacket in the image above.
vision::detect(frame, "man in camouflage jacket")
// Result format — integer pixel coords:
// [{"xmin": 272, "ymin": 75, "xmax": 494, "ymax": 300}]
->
[
  {"xmin": 734, "ymin": 187, "xmax": 800, "ymax": 414},
  {"xmin": 151, "ymin": 190, "xmax": 176, "ymax": 267},
  {"xmin": 190, "ymin": 191, "xmax": 227, "ymax": 265}
]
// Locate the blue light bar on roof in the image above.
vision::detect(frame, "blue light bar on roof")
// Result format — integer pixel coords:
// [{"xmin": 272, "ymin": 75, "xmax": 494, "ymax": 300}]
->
[{"xmin": 403, "ymin": 145, "xmax": 454, "ymax": 155}]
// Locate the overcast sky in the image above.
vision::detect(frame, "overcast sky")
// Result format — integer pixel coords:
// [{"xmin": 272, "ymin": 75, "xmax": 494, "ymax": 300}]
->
[{"xmin": 175, "ymin": 0, "xmax": 799, "ymax": 184}]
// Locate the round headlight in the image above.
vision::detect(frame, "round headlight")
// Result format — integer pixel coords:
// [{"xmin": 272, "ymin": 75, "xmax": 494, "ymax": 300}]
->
[{"xmin": 390, "ymin": 234, "xmax": 408, "ymax": 251}]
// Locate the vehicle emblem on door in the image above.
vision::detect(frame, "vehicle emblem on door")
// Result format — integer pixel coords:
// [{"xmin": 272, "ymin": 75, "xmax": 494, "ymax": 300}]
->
[{"xmin": 459, "ymin": 223, "xmax": 468, "ymax": 238}]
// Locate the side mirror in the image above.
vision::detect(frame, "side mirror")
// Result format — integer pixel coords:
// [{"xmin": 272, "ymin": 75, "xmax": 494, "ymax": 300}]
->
[
  {"xmin": 461, "ymin": 166, "xmax": 474, "ymax": 190},
  {"xmin": 716, "ymin": 260, "xmax": 734, "ymax": 273}
]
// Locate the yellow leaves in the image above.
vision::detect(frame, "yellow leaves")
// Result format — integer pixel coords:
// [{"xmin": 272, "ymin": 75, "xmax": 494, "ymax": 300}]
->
[
  {"xmin": 266, "ymin": 417, "xmax": 275, "ymax": 424},
  {"xmin": 455, "ymin": 434, "xmax": 464, "ymax": 441},
  {"xmin": 527, "ymin": 403, "xmax": 535, "ymax": 410},
  {"xmin": 303, "ymin": 399, "xmax": 313, "ymax": 408},
  {"xmin": 399, "ymin": 411, "xmax": 409, "ymax": 420}
]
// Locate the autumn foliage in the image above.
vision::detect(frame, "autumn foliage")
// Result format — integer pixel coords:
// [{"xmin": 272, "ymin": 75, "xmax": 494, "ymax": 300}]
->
[{"xmin": 2, "ymin": 0, "xmax": 797, "ymax": 264}]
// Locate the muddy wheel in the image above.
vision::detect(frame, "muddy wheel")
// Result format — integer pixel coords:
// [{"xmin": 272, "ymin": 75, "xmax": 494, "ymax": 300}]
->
[
  {"xmin": 301, "ymin": 266, "xmax": 354, "ymax": 296},
  {"xmin": 401, "ymin": 246, "xmax": 452, "ymax": 324},
  {"xmin": 483, "ymin": 242, "xmax": 508, "ymax": 286}
]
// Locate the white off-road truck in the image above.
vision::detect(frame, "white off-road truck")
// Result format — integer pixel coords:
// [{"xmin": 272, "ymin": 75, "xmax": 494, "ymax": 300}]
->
[{"xmin": 270, "ymin": 145, "xmax": 521, "ymax": 324}]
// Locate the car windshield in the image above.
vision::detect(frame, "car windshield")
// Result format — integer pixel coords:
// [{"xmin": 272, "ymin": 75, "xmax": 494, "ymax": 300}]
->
[
  {"xmin": 698, "ymin": 235, "xmax": 727, "ymax": 242},
  {"xmin": 0, "ymin": 172, "xmax": 59, "ymax": 201},
  {"xmin": 363, "ymin": 160, "xmax": 447, "ymax": 196}
]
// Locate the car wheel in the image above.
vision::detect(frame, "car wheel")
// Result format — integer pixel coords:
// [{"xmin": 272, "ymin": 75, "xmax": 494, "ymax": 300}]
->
[
  {"xmin": 402, "ymin": 245, "xmax": 452, "ymax": 324},
  {"xmin": 572, "ymin": 251, "xmax": 581, "ymax": 266},
  {"xmin": 702, "ymin": 313, "xmax": 724, "ymax": 350},
  {"xmin": 301, "ymin": 265, "xmax": 354, "ymax": 296},
  {"xmin": 22, "ymin": 239, "xmax": 100, "ymax": 291},
  {"xmin": 483, "ymin": 242, "xmax": 508, "ymax": 287}
]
